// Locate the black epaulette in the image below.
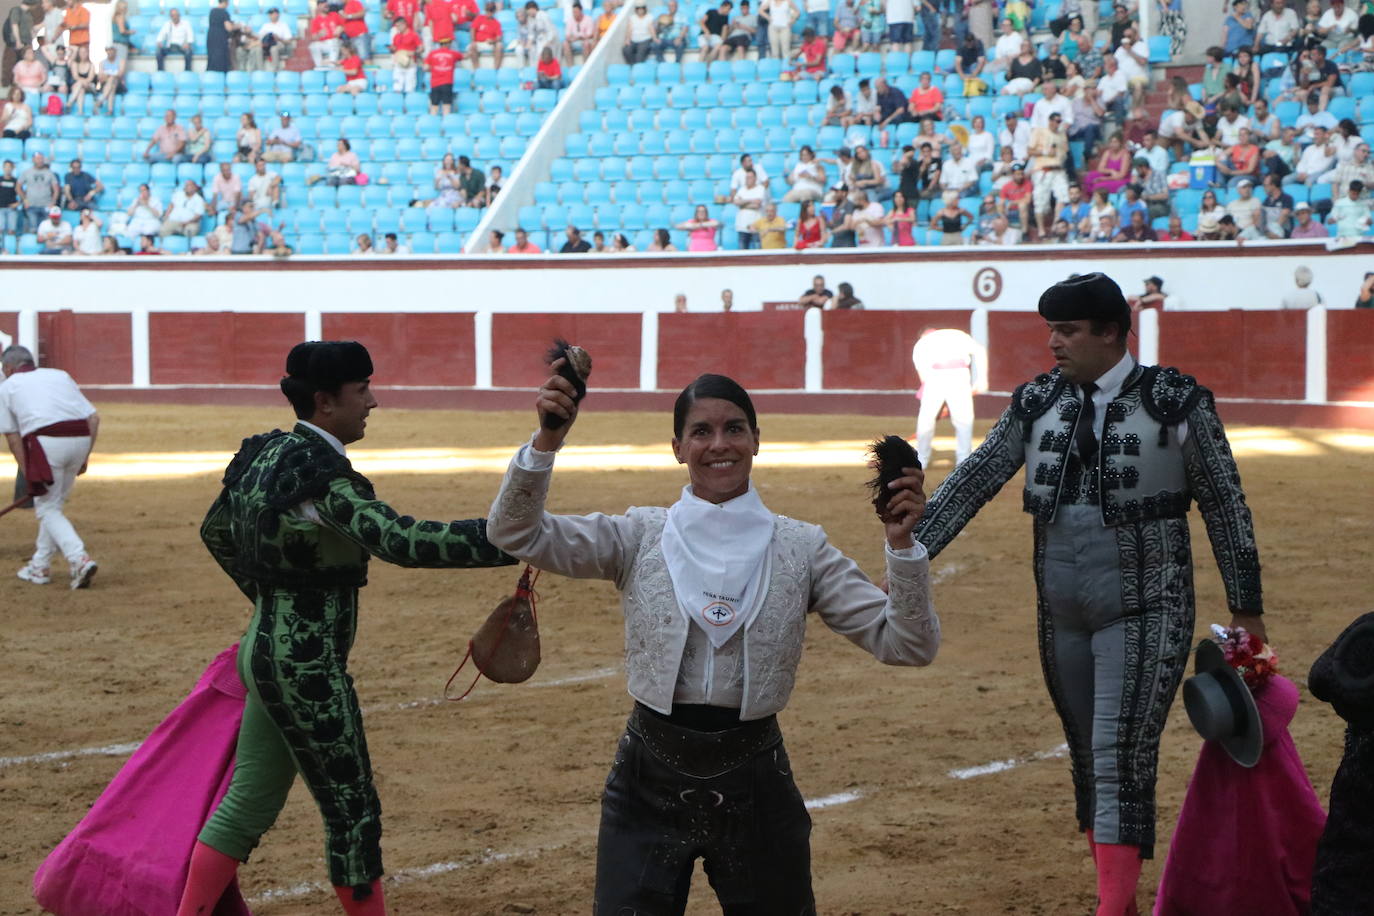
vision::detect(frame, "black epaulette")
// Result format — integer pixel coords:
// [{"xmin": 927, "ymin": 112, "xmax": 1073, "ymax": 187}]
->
[
  {"xmin": 1011, "ymin": 369, "xmax": 1067, "ymax": 421},
  {"xmin": 263, "ymin": 433, "xmax": 352, "ymax": 510},
  {"xmin": 222, "ymin": 429, "xmax": 287, "ymax": 487},
  {"xmin": 1140, "ymin": 366, "xmax": 1207, "ymax": 446}
]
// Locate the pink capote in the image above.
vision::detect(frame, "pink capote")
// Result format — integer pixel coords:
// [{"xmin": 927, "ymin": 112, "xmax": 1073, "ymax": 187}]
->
[
  {"xmin": 33, "ymin": 644, "xmax": 252, "ymax": 916},
  {"xmin": 1154, "ymin": 674, "xmax": 1327, "ymax": 916}
]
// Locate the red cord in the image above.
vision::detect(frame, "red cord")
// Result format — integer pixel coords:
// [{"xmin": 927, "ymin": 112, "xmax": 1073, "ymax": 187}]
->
[{"xmin": 444, "ymin": 566, "xmax": 540, "ymax": 702}]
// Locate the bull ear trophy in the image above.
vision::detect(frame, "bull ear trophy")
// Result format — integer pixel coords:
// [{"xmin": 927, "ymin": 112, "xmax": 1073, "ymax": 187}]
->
[
  {"xmin": 542, "ymin": 339, "xmax": 592, "ymax": 431},
  {"xmin": 865, "ymin": 435, "xmax": 921, "ymax": 519},
  {"xmin": 446, "ymin": 566, "xmax": 542, "ymax": 702}
]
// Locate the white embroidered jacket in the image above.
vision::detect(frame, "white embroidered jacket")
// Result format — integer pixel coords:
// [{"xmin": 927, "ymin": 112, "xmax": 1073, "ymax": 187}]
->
[{"xmin": 487, "ymin": 447, "xmax": 941, "ymax": 721}]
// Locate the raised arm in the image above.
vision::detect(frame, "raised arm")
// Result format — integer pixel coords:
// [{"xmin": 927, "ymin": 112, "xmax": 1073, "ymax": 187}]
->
[
  {"xmin": 1181, "ymin": 390, "xmax": 1264, "ymax": 626},
  {"xmin": 913, "ymin": 403, "xmax": 1027, "ymax": 557},
  {"xmin": 809, "ymin": 527, "xmax": 940, "ymax": 666}
]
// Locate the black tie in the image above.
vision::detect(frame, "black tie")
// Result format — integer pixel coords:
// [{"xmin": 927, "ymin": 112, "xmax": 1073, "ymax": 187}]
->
[{"xmin": 1076, "ymin": 383, "xmax": 1098, "ymax": 464}]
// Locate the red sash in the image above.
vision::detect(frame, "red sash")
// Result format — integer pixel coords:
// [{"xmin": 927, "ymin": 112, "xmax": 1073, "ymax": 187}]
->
[{"xmin": 21, "ymin": 420, "xmax": 91, "ymax": 496}]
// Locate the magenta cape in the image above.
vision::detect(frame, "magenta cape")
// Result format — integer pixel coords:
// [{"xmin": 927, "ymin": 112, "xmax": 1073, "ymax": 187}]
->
[
  {"xmin": 1154, "ymin": 674, "xmax": 1327, "ymax": 916},
  {"xmin": 33, "ymin": 644, "xmax": 252, "ymax": 916}
]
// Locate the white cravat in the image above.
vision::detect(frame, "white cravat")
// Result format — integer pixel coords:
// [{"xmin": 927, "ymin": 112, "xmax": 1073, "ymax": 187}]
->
[{"xmin": 661, "ymin": 484, "xmax": 774, "ymax": 649}]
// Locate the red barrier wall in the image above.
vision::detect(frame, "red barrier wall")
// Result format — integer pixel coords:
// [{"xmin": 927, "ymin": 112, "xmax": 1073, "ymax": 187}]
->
[
  {"xmin": 1159, "ymin": 311, "xmax": 1306, "ymax": 400},
  {"xmin": 38, "ymin": 311, "xmax": 132, "ymax": 384},
  {"xmin": 150, "ymin": 313, "xmax": 305, "ymax": 385},
  {"xmin": 1327, "ymin": 311, "xmax": 1374, "ymax": 403},
  {"xmin": 657, "ymin": 313, "xmax": 807, "ymax": 390},
  {"xmin": 0, "ymin": 313, "xmax": 16, "ymax": 342},
  {"xmin": 491, "ymin": 314, "xmax": 641, "ymax": 389},
  {"xmin": 321, "ymin": 313, "xmax": 476, "ymax": 387},
  {"xmin": 987, "ymin": 312, "xmax": 1054, "ymax": 391},
  {"xmin": 821, "ymin": 310, "xmax": 971, "ymax": 390}
]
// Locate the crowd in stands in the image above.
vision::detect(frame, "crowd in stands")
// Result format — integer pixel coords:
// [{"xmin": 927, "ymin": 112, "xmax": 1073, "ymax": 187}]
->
[{"xmin": 2, "ymin": 0, "xmax": 1373, "ymax": 254}]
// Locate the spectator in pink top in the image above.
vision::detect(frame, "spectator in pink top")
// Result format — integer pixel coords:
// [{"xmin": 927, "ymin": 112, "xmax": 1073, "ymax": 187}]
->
[
  {"xmin": 12, "ymin": 47, "xmax": 47, "ymax": 91},
  {"xmin": 677, "ymin": 204, "xmax": 720, "ymax": 250},
  {"xmin": 209, "ymin": 162, "xmax": 241, "ymax": 215}
]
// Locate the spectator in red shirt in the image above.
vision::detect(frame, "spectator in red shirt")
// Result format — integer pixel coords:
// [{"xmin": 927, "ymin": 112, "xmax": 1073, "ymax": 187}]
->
[
  {"xmin": 792, "ymin": 26, "xmax": 826, "ymax": 78},
  {"xmin": 390, "ymin": 17, "xmax": 422, "ymax": 90},
  {"xmin": 386, "ymin": 0, "xmax": 420, "ymax": 28},
  {"xmin": 907, "ymin": 70, "xmax": 944, "ymax": 121},
  {"xmin": 335, "ymin": 42, "xmax": 367, "ymax": 92},
  {"xmin": 425, "ymin": 0, "xmax": 457, "ymax": 45},
  {"xmin": 340, "ymin": 0, "xmax": 371, "ymax": 58},
  {"xmin": 468, "ymin": 1, "xmax": 504, "ymax": 69},
  {"xmin": 507, "ymin": 227, "xmax": 542, "ymax": 252},
  {"xmin": 536, "ymin": 44, "xmax": 563, "ymax": 88},
  {"xmin": 308, "ymin": 0, "xmax": 343, "ymax": 68},
  {"xmin": 1163, "ymin": 215, "xmax": 1195, "ymax": 241},
  {"xmin": 453, "ymin": 0, "xmax": 478, "ymax": 29},
  {"xmin": 422, "ymin": 38, "xmax": 462, "ymax": 113},
  {"xmin": 998, "ymin": 162, "xmax": 1032, "ymax": 229}
]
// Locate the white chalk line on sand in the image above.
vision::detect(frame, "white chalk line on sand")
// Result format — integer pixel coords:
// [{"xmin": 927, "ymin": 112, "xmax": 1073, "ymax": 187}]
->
[
  {"xmin": 947, "ymin": 743, "xmax": 1070, "ymax": 780},
  {"xmin": 250, "ymin": 793, "xmax": 870, "ymax": 904},
  {"xmin": 0, "ymin": 667, "xmax": 622, "ymax": 771}
]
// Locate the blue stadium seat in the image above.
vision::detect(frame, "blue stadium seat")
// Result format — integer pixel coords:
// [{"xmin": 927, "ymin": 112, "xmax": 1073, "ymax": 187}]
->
[
  {"xmin": 585, "ymin": 181, "xmax": 613, "ymax": 205},
  {"xmin": 586, "ymin": 132, "xmax": 613, "ymax": 157},
  {"xmin": 642, "ymin": 85, "xmax": 669, "ymax": 110},
  {"xmin": 830, "ymin": 53, "xmax": 856, "ymax": 76},
  {"xmin": 657, "ymin": 62, "xmax": 682, "ymax": 84},
  {"xmin": 580, "ymin": 110, "xmax": 603, "ymax": 132},
  {"xmin": 680, "ymin": 157, "xmax": 707, "ymax": 180},
  {"xmin": 573, "ymin": 159, "xmax": 601, "ymax": 182},
  {"xmin": 1327, "ymin": 97, "xmax": 1356, "ymax": 121},
  {"xmin": 435, "ymin": 231, "xmax": 464, "ymax": 252},
  {"xmin": 498, "ymin": 136, "xmax": 524, "ymax": 158},
  {"xmin": 680, "ymin": 108, "xmax": 708, "ymax": 131},
  {"xmin": 664, "ymin": 130, "xmax": 691, "ymax": 155},
  {"xmin": 398, "ymin": 209, "xmax": 428, "ymax": 233},
  {"xmin": 888, "ymin": 51, "xmax": 915, "ymax": 73},
  {"xmin": 718, "ymin": 83, "xmax": 744, "ymax": 106},
  {"xmin": 1147, "ymin": 35, "xmax": 1170, "ymax": 64},
  {"xmin": 535, "ymin": 181, "xmax": 559, "ymax": 205},
  {"xmin": 320, "ymin": 210, "xmax": 349, "ymax": 234},
  {"xmin": 426, "ymin": 208, "xmax": 454, "ymax": 231},
  {"xmin": 757, "ymin": 59, "xmax": 782, "ymax": 81},
  {"xmin": 629, "ymin": 62, "xmax": 655, "ymax": 85},
  {"xmin": 743, "ymin": 83, "xmax": 768, "ymax": 107},
  {"xmin": 532, "ymin": 89, "xmax": 558, "ymax": 113},
  {"xmin": 689, "ymin": 128, "xmax": 716, "ymax": 153},
  {"xmin": 757, "ymin": 107, "xmax": 784, "ymax": 128},
  {"xmin": 606, "ymin": 64, "xmax": 632, "ymax": 85},
  {"xmin": 663, "ymin": 180, "xmax": 690, "ymax": 205},
  {"xmin": 682, "ymin": 61, "xmax": 708, "ymax": 83},
  {"xmin": 612, "ymin": 132, "xmax": 639, "ymax": 156},
  {"xmin": 935, "ymin": 49, "xmax": 956, "ymax": 72},
  {"xmin": 730, "ymin": 60, "xmax": 757, "ymax": 82}
]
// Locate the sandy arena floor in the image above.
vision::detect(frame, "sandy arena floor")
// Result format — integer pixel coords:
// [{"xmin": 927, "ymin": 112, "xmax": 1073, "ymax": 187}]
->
[{"xmin": 2, "ymin": 402, "xmax": 1371, "ymax": 915}]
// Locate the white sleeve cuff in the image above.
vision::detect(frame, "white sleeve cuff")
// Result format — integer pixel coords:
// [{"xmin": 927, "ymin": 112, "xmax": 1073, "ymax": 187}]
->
[
  {"xmin": 514, "ymin": 433, "xmax": 558, "ymax": 471},
  {"xmin": 886, "ymin": 541, "xmax": 928, "ymax": 562}
]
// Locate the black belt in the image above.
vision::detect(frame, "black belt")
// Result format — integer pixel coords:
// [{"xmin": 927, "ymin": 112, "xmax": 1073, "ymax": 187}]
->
[{"xmin": 628, "ymin": 703, "xmax": 782, "ymax": 780}]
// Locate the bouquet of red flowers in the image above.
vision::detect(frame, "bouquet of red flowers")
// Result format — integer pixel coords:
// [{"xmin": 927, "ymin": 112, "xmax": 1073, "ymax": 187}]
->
[{"xmin": 1209, "ymin": 623, "xmax": 1279, "ymax": 690}]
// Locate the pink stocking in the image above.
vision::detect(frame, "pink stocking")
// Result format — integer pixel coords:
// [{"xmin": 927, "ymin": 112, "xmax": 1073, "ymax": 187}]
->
[
  {"xmin": 175, "ymin": 841, "xmax": 241, "ymax": 916},
  {"xmin": 1094, "ymin": 843, "xmax": 1142, "ymax": 916},
  {"xmin": 334, "ymin": 879, "xmax": 387, "ymax": 915}
]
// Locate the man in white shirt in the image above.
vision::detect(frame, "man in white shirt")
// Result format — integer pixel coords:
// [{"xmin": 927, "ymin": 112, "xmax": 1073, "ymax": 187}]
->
[
  {"xmin": 911, "ymin": 326, "xmax": 987, "ymax": 467},
  {"xmin": 1287, "ymin": 124, "xmax": 1333, "ymax": 186},
  {"xmin": 1135, "ymin": 129, "xmax": 1169, "ymax": 174},
  {"xmin": 992, "ymin": 16, "xmax": 1024, "ymax": 65},
  {"xmin": 1294, "ymin": 92, "xmax": 1337, "ymax": 142},
  {"xmin": 1316, "ymin": 0, "xmax": 1357, "ymax": 50},
  {"xmin": 0, "ymin": 345, "xmax": 99, "ymax": 589},
  {"xmin": 999, "ymin": 110, "xmax": 1030, "ymax": 161},
  {"xmin": 852, "ymin": 78, "xmax": 878, "ymax": 125},
  {"xmin": 262, "ymin": 113, "xmax": 303, "ymax": 162},
  {"xmin": 1098, "ymin": 52, "xmax": 1129, "ymax": 118},
  {"xmin": 848, "ymin": 188, "xmax": 887, "ymax": 245},
  {"xmin": 258, "ymin": 8, "xmax": 296, "ymax": 70},
  {"xmin": 1254, "ymin": 0, "xmax": 1298, "ymax": 52},
  {"xmin": 161, "ymin": 179, "xmax": 207, "ymax": 237},
  {"xmin": 35, "ymin": 206, "xmax": 72, "ymax": 254},
  {"xmin": 939, "ymin": 144, "xmax": 978, "ymax": 196},
  {"xmin": 1030, "ymin": 80, "xmax": 1074, "ymax": 129},
  {"xmin": 1113, "ymin": 25, "xmax": 1148, "ymax": 112},
  {"xmin": 731, "ymin": 168, "xmax": 767, "ymax": 248},
  {"xmin": 885, "ymin": 0, "xmax": 916, "ymax": 52},
  {"xmin": 156, "ymin": 8, "xmax": 195, "ymax": 70},
  {"xmin": 247, "ymin": 159, "xmax": 279, "ymax": 210},
  {"xmin": 729, "ymin": 152, "xmax": 769, "ymax": 193},
  {"xmin": 1214, "ymin": 104, "xmax": 1251, "ymax": 147},
  {"xmin": 71, "ymin": 209, "xmax": 102, "ymax": 254}
]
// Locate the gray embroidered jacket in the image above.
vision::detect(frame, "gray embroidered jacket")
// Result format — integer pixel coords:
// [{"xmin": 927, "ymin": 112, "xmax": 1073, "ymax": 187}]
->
[
  {"xmin": 915, "ymin": 364, "xmax": 1263, "ymax": 615},
  {"xmin": 487, "ymin": 447, "xmax": 941, "ymax": 720}
]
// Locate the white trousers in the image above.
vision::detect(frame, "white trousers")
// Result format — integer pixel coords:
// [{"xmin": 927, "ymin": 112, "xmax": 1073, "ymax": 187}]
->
[
  {"xmin": 29, "ymin": 435, "xmax": 90, "ymax": 571},
  {"xmin": 915, "ymin": 370, "xmax": 975, "ymax": 467},
  {"xmin": 392, "ymin": 64, "xmax": 417, "ymax": 93}
]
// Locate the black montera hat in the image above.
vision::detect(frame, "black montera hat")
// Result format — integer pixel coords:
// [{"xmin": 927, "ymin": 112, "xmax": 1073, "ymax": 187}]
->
[
  {"xmin": 1038, "ymin": 272, "xmax": 1131, "ymax": 335},
  {"xmin": 284, "ymin": 341, "xmax": 373, "ymax": 389},
  {"xmin": 1309, "ymin": 612, "xmax": 1374, "ymax": 727}
]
